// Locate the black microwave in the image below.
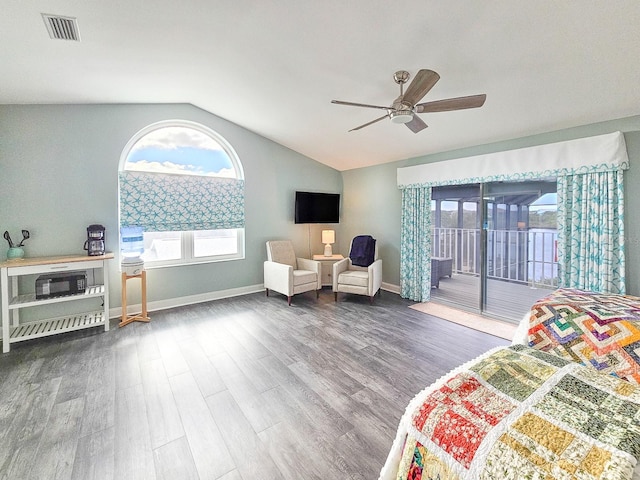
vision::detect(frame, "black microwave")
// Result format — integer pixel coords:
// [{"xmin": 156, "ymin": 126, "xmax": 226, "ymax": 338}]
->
[{"xmin": 35, "ymin": 272, "xmax": 87, "ymax": 299}]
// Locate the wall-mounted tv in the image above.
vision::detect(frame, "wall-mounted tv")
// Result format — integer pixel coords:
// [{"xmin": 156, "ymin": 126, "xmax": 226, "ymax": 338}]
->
[{"xmin": 294, "ymin": 191, "xmax": 340, "ymax": 224}]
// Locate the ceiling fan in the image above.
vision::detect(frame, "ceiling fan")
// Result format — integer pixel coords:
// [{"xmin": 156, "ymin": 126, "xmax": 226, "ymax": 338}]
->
[{"xmin": 331, "ymin": 69, "xmax": 486, "ymax": 133}]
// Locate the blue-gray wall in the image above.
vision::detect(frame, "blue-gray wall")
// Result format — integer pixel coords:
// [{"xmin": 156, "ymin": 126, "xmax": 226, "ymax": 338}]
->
[
  {"xmin": 0, "ymin": 104, "xmax": 342, "ymax": 308},
  {"xmin": 3, "ymin": 104, "xmax": 639, "ymax": 310},
  {"xmin": 341, "ymin": 115, "xmax": 640, "ymax": 296}
]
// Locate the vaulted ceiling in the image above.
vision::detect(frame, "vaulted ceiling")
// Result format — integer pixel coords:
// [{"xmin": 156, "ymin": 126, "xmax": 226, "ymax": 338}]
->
[{"xmin": 2, "ymin": 1, "xmax": 639, "ymax": 171}]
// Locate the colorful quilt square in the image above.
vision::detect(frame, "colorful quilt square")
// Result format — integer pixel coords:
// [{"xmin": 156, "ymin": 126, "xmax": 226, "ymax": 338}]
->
[
  {"xmin": 411, "ymin": 372, "xmax": 516, "ymax": 469},
  {"xmin": 470, "ymin": 348, "xmax": 559, "ymax": 401},
  {"xmin": 397, "ymin": 436, "xmax": 459, "ymax": 480},
  {"xmin": 482, "ymin": 414, "xmax": 633, "ymax": 480},
  {"xmin": 536, "ymin": 375, "xmax": 640, "ymax": 457}
]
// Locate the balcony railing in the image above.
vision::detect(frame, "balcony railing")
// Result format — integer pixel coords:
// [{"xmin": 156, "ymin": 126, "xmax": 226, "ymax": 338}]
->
[{"xmin": 431, "ymin": 227, "xmax": 558, "ymax": 288}]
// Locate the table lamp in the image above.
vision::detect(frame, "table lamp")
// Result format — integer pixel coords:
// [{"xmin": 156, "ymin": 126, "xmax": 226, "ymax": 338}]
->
[{"xmin": 322, "ymin": 229, "xmax": 335, "ymax": 257}]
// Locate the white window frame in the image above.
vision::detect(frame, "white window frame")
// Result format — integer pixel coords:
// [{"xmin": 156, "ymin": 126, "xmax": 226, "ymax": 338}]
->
[{"xmin": 118, "ymin": 119, "xmax": 245, "ymax": 269}]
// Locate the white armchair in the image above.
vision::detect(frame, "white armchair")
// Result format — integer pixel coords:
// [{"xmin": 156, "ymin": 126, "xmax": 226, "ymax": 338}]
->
[
  {"xmin": 333, "ymin": 236, "xmax": 382, "ymax": 304},
  {"xmin": 264, "ymin": 240, "xmax": 321, "ymax": 306}
]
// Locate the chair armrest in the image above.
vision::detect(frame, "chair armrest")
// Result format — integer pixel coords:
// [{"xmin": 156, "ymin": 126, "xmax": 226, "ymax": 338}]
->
[
  {"xmin": 367, "ymin": 259, "xmax": 383, "ymax": 294},
  {"xmin": 297, "ymin": 257, "xmax": 322, "ymax": 289},
  {"xmin": 332, "ymin": 257, "xmax": 350, "ymax": 290},
  {"xmin": 297, "ymin": 257, "xmax": 320, "ymax": 275},
  {"xmin": 264, "ymin": 260, "xmax": 294, "ymax": 295}
]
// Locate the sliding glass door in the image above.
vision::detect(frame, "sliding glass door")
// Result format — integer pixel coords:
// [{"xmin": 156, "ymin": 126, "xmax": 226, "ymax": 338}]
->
[
  {"xmin": 431, "ymin": 184, "xmax": 481, "ymax": 311},
  {"xmin": 431, "ymin": 179, "xmax": 558, "ymax": 322},
  {"xmin": 482, "ymin": 180, "xmax": 558, "ymax": 320}
]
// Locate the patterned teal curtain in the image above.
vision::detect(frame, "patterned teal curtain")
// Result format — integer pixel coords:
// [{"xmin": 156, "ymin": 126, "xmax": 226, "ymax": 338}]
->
[
  {"xmin": 400, "ymin": 186, "xmax": 432, "ymax": 301},
  {"xmin": 119, "ymin": 171, "xmax": 245, "ymax": 231},
  {"xmin": 556, "ymin": 170, "xmax": 625, "ymax": 294}
]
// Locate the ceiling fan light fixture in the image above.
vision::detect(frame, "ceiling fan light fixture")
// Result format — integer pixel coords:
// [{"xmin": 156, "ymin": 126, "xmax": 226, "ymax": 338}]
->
[
  {"xmin": 389, "ymin": 110, "xmax": 413, "ymax": 124},
  {"xmin": 332, "ymin": 69, "xmax": 486, "ymax": 133}
]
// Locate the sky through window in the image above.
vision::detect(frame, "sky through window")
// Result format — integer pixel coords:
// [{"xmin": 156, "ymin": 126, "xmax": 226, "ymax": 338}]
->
[{"xmin": 125, "ymin": 126, "xmax": 236, "ymax": 178}]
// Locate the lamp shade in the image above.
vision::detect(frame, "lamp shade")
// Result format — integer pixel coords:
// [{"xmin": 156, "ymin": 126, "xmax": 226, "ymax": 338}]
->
[{"xmin": 321, "ymin": 230, "xmax": 335, "ymax": 244}]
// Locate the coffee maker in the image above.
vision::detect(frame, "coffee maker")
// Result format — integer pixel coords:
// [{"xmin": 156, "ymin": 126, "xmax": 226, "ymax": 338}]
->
[{"xmin": 84, "ymin": 224, "xmax": 106, "ymax": 256}]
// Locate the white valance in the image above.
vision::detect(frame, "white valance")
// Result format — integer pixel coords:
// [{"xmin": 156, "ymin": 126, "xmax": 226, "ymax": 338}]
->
[{"xmin": 397, "ymin": 131, "xmax": 629, "ymax": 188}]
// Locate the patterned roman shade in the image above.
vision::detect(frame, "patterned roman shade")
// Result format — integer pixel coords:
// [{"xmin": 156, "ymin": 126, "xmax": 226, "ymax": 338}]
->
[{"xmin": 119, "ymin": 171, "xmax": 245, "ymax": 232}]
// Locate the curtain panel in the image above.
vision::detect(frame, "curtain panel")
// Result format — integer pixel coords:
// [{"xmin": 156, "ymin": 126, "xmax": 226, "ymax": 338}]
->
[
  {"xmin": 119, "ymin": 171, "xmax": 245, "ymax": 232},
  {"xmin": 400, "ymin": 187, "xmax": 432, "ymax": 302},
  {"xmin": 557, "ymin": 170, "xmax": 625, "ymax": 294}
]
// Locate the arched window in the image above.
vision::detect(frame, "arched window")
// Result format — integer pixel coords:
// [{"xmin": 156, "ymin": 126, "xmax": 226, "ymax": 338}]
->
[{"xmin": 118, "ymin": 120, "xmax": 245, "ymax": 267}]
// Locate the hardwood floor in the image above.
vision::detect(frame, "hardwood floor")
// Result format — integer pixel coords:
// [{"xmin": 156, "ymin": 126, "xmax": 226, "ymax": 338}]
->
[
  {"xmin": 429, "ymin": 273, "xmax": 553, "ymax": 322},
  {"xmin": 0, "ymin": 289, "xmax": 507, "ymax": 479}
]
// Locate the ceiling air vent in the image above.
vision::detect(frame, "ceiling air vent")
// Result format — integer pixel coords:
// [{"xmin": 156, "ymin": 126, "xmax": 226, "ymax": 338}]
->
[{"xmin": 41, "ymin": 14, "xmax": 80, "ymax": 41}]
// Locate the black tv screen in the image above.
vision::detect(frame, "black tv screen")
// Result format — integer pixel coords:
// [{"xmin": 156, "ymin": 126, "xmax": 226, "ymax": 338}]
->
[{"xmin": 294, "ymin": 191, "xmax": 340, "ymax": 224}]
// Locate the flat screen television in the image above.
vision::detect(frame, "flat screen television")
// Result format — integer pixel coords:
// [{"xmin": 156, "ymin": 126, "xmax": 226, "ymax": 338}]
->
[{"xmin": 294, "ymin": 191, "xmax": 340, "ymax": 224}]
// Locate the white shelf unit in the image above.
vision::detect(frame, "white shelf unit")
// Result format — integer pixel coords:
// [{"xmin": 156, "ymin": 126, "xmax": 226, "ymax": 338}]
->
[{"xmin": 1, "ymin": 253, "xmax": 113, "ymax": 353}]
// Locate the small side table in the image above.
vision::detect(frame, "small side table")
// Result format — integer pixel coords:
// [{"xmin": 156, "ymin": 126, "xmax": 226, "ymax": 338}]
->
[
  {"xmin": 120, "ymin": 271, "xmax": 150, "ymax": 327},
  {"xmin": 313, "ymin": 254, "xmax": 344, "ymax": 287}
]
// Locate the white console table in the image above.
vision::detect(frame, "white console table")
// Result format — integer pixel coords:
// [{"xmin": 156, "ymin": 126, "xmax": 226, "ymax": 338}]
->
[{"xmin": 0, "ymin": 253, "xmax": 113, "ymax": 353}]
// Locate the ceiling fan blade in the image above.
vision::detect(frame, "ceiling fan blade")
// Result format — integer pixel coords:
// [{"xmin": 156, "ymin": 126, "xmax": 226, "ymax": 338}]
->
[
  {"xmin": 348, "ymin": 114, "xmax": 389, "ymax": 132},
  {"xmin": 402, "ymin": 69, "xmax": 440, "ymax": 107},
  {"xmin": 331, "ymin": 100, "xmax": 391, "ymax": 110},
  {"xmin": 405, "ymin": 115, "xmax": 428, "ymax": 134},
  {"xmin": 416, "ymin": 94, "xmax": 487, "ymax": 113}
]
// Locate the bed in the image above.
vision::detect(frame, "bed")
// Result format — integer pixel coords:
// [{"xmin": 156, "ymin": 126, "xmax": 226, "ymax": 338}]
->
[
  {"xmin": 513, "ymin": 288, "xmax": 640, "ymax": 384},
  {"xmin": 379, "ymin": 344, "xmax": 640, "ymax": 480}
]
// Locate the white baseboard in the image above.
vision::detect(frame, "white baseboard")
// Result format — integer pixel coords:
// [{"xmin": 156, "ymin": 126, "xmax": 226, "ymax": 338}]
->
[
  {"xmin": 110, "ymin": 283, "xmax": 264, "ymax": 319},
  {"xmin": 382, "ymin": 282, "xmax": 400, "ymax": 294},
  {"xmin": 110, "ymin": 281, "xmax": 402, "ymax": 319}
]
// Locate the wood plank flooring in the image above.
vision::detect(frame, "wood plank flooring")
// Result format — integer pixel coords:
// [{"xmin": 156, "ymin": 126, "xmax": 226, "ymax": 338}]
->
[
  {"xmin": 429, "ymin": 273, "xmax": 554, "ymax": 321},
  {"xmin": 0, "ymin": 289, "xmax": 507, "ymax": 479}
]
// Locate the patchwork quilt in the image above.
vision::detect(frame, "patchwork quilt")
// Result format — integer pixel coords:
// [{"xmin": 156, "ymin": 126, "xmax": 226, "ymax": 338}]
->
[
  {"xmin": 379, "ymin": 345, "xmax": 640, "ymax": 480},
  {"xmin": 528, "ymin": 289, "xmax": 640, "ymax": 384}
]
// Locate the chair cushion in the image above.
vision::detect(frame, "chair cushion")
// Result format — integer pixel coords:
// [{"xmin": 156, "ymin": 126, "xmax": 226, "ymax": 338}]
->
[
  {"xmin": 293, "ymin": 269, "xmax": 317, "ymax": 286},
  {"xmin": 267, "ymin": 240, "xmax": 297, "ymax": 268},
  {"xmin": 337, "ymin": 270, "xmax": 369, "ymax": 288}
]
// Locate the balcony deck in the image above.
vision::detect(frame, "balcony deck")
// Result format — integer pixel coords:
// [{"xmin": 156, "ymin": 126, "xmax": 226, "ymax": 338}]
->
[{"xmin": 429, "ymin": 273, "xmax": 554, "ymax": 323}]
